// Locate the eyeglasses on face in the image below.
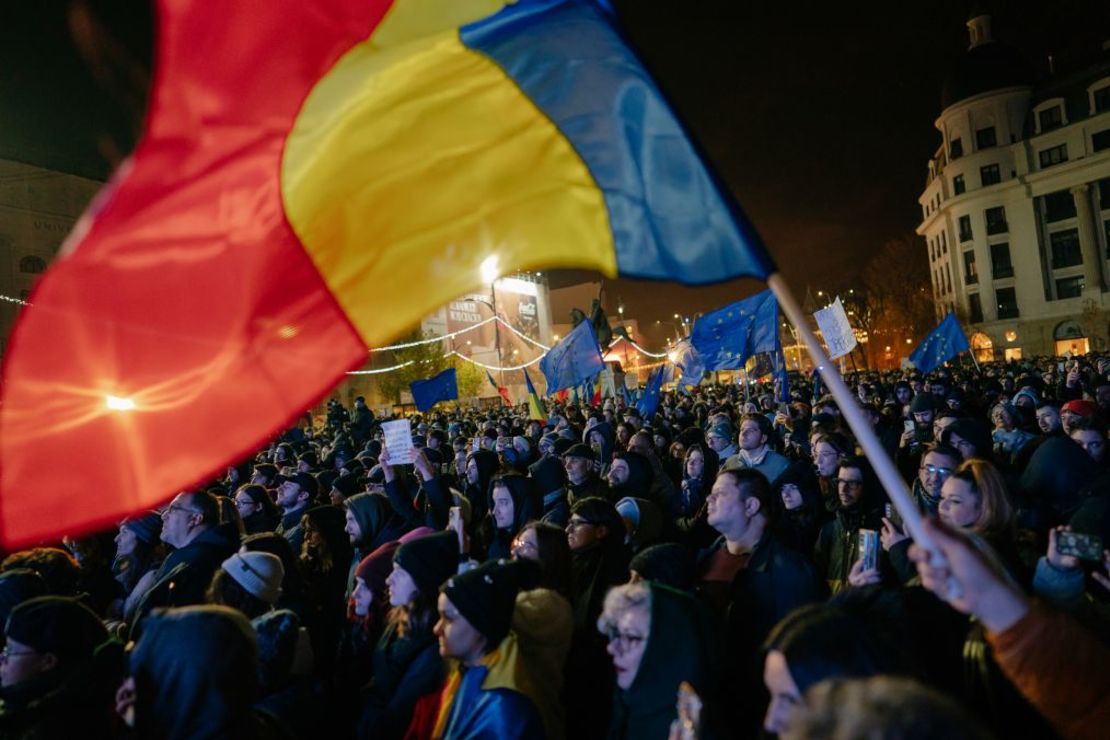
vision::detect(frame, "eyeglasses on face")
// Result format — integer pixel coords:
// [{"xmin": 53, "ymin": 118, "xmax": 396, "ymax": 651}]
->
[
  {"xmin": 604, "ymin": 627, "xmax": 646, "ymax": 652},
  {"xmin": 566, "ymin": 518, "xmax": 595, "ymax": 530},
  {"xmin": 511, "ymin": 538, "xmax": 537, "ymax": 553},
  {"xmin": 163, "ymin": 503, "xmax": 201, "ymax": 517},
  {"xmin": 0, "ymin": 645, "xmax": 37, "ymax": 661},
  {"xmin": 919, "ymin": 463, "xmax": 953, "ymax": 477}
]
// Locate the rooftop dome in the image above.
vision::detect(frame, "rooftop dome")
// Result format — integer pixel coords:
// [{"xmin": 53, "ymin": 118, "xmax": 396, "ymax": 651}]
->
[{"xmin": 941, "ymin": 14, "xmax": 1034, "ymax": 110}]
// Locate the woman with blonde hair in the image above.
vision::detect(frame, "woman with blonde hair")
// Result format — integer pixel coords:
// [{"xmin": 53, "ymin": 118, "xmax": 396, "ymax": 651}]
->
[{"xmin": 939, "ymin": 459, "xmax": 1015, "ymax": 540}]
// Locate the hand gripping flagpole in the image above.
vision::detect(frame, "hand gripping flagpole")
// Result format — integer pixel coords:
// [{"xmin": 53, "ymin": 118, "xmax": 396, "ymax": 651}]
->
[{"xmin": 767, "ymin": 274, "xmax": 955, "ymax": 591}]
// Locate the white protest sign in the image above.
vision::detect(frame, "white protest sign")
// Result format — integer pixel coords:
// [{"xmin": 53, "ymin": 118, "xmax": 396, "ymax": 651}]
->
[
  {"xmin": 813, "ymin": 297, "xmax": 857, "ymax": 360},
  {"xmin": 381, "ymin": 419, "xmax": 415, "ymax": 465}
]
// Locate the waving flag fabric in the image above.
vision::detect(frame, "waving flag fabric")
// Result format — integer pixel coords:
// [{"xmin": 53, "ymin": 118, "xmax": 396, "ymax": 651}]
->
[
  {"xmin": 0, "ymin": 0, "xmax": 775, "ymax": 546},
  {"xmin": 690, "ymin": 290, "xmax": 780, "ymax": 371},
  {"xmin": 636, "ymin": 367, "xmax": 665, "ymax": 421},
  {"xmin": 485, "ymin": 371, "xmax": 513, "ymax": 407},
  {"xmin": 523, "ymin": 369, "xmax": 546, "ymax": 421},
  {"xmin": 671, "ymin": 338, "xmax": 705, "ymax": 386},
  {"xmin": 909, "ymin": 312, "xmax": 970, "ymax": 375},
  {"xmin": 411, "ymin": 368, "xmax": 458, "ymax": 412},
  {"xmin": 540, "ymin": 320, "xmax": 605, "ymax": 394}
]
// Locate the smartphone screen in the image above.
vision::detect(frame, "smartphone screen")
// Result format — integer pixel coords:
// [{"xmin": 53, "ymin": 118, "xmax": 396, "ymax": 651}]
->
[{"xmin": 904, "ymin": 420, "xmax": 915, "ymax": 434}]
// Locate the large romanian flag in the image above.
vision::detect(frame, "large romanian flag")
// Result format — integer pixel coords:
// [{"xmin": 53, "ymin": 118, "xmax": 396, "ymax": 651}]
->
[{"xmin": 0, "ymin": 0, "xmax": 774, "ymax": 546}]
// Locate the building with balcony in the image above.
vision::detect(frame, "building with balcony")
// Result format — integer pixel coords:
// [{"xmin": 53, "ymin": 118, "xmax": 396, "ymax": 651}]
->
[{"xmin": 918, "ymin": 13, "xmax": 1110, "ymax": 360}]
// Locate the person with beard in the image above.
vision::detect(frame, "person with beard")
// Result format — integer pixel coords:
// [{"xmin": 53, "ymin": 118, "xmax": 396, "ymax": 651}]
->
[
  {"xmin": 482, "ymin": 474, "xmax": 543, "ymax": 561},
  {"xmin": 897, "ymin": 392, "xmax": 938, "ymax": 480},
  {"xmin": 564, "ymin": 497, "xmax": 630, "ymax": 740},
  {"xmin": 606, "ymin": 450, "xmax": 654, "ymax": 501},
  {"xmin": 813, "ymin": 457, "xmax": 885, "ymax": 594},
  {"xmin": 233, "ymin": 484, "xmax": 282, "ymax": 535},
  {"xmin": 299, "ymin": 505, "xmax": 354, "ymax": 678},
  {"xmin": 772, "ymin": 461, "xmax": 826, "ymax": 556},
  {"xmin": 343, "ymin": 493, "xmax": 407, "ymax": 597}
]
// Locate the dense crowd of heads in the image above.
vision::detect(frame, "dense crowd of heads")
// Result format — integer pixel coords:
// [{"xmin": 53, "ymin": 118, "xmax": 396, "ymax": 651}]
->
[{"xmin": 0, "ymin": 355, "xmax": 1108, "ymax": 738}]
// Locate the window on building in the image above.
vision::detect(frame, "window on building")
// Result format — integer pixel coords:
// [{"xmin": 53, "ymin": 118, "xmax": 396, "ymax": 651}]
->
[
  {"xmin": 941, "ymin": 232, "xmax": 947, "ymax": 252},
  {"xmin": 996, "ymin": 287, "xmax": 1019, "ymax": 319},
  {"xmin": 1104, "ymin": 220, "xmax": 1110, "ymax": 258},
  {"xmin": 953, "ymin": 174, "xmax": 966, "ymax": 195},
  {"xmin": 1038, "ymin": 105, "xmax": 1063, "ymax": 132},
  {"xmin": 985, "ymin": 206, "xmax": 1007, "ymax": 235},
  {"xmin": 18, "ymin": 256, "xmax": 46, "ymax": 274},
  {"xmin": 963, "ymin": 250, "xmax": 978, "ymax": 284},
  {"xmin": 1056, "ymin": 276, "xmax": 1085, "ymax": 299},
  {"xmin": 1093, "ymin": 129, "xmax": 1110, "ymax": 153},
  {"xmin": 958, "ymin": 215, "xmax": 973, "ymax": 242},
  {"xmin": 990, "ymin": 242, "xmax": 1014, "ymax": 279},
  {"xmin": 1098, "ymin": 178, "xmax": 1110, "ymax": 210},
  {"xmin": 1043, "ymin": 190, "xmax": 1077, "ymax": 222},
  {"xmin": 1095, "ymin": 86, "xmax": 1110, "ymax": 114},
  {"xmin": 950, "ymin": 138, "xmax": 964, "ymax": 160},
  {"xmin": 980, "ymin": 164, "xmax": 1001, "ymax": 186},
  {"xmin": 1039, "ymin": 144, "xmax": 1068, "ymax": 169},
  {"xmin": 1050, "ymin": 229, "xmax": 1083, "ymax": 269},
  {"xmin": 969, "ymin": 293, "xmax": 984, "ymax": 323},
  {"xmin": 976, "ymin": 127, "xmax": 997, "ymax": 149},
  {"xmin": 945, "ymin": 265, "xmax": 951, "ymax": 293}
]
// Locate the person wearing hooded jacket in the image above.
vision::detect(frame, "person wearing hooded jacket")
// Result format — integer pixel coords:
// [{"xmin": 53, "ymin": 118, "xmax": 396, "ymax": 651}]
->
[
  {"xmin": 463, "ymin": 449, "xmax": 501, "ymax": 536},
  {"xmin": 299, "ymin": 505, "xmax": 354, "ymax": 680},
  {"xmin": 344, "ymin": 493, "xmax": 407, "ymax": 597},
  {"xmin": 771, "ymin": 461, "xmax": 826, "ymax": 557},
  {"xmin": 482, "ymin": 474, "xmax": 543, "ymax": 562},
  {"xmin": 599, "ymin": 581, "xmax": 713, "ymax": 740},
  {"xmin": 120, "ymin": 604, "xmax": 287, "ymax": 739},
  {"xmin": 668, "ymin": 443, "xmax": 719, "ymax": 548}
]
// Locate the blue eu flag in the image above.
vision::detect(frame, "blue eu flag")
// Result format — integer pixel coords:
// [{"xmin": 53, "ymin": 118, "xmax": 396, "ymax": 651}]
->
[
  {"xmin": 636, "ymin": 367, "xmax": 665, "ymax": 420},
  {"xmin": 540, "ymin": 319, "xmax": 605, "ymax": 393},
  {"xmin": 909, "ymin": 312, "xmax": 970, "ymax": 375},
  {"xmin": 690, "ymin": 290, "xmax": 780, "ymax": 371},
  {"xmin": 410, "ymin": 368, "xmax": 458, "ymax": 412}
]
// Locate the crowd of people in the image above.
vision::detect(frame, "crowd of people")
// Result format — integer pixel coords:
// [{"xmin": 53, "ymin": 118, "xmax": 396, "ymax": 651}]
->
[{"xmin": 0, "ymin": 355, "xmax": 1108, "ymax": 739}]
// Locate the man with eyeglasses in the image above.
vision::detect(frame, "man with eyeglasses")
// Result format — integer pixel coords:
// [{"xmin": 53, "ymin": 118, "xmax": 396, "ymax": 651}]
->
[
  {"xmin": 814, "ymin": 457, "xmax": 884, "ymax": 594},
  {"xmin": 913, "ymin": 444, "xmax": 960, "ymax": 517},
  {"xmin": 132, "ymin": 491, "xmax": 238, "ymax": 623},
  {"xmin": 0, "ymin": 596, "xmax": 113, "ymax": 737}
]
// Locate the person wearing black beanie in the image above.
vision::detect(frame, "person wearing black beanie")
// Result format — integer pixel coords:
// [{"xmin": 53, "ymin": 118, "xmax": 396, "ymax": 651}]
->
[
  {"xmin": 357, "ymin": 532, "xmax": 457, "ymax": 738},
  {"xmin": 0, "ymin": 596, "xmax": 121, "ymax": 739},
  {"xmin": 409, "ymin": 559, "xmax": 543, "ymax": 739}
]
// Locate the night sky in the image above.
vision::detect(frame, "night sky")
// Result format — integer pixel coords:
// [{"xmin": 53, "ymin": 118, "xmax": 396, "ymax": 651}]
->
[{"xmin": 3, "ymin": 1, "xmax": 1108, "ymax": 347}]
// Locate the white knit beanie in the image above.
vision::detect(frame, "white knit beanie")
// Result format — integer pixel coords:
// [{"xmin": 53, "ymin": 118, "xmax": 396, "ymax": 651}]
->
[{"xmin": 221, "ymin": 552, "xmax": 284, "ymax": 605}]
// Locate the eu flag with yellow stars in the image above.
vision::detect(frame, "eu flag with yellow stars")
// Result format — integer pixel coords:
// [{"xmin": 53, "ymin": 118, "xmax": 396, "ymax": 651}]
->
[
  {"xmin": 909, "ymin": 312, "xmax": 970, "ymax": 375},
  {"xmin": 690, "ymin": 290, "xmax": 780, "ymax": 371}
]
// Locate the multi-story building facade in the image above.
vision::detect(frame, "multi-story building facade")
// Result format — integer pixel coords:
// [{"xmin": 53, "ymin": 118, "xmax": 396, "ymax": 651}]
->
[{"xmin": 918, "ymin": 13, "xmax": 1110, "ymax": 360}]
